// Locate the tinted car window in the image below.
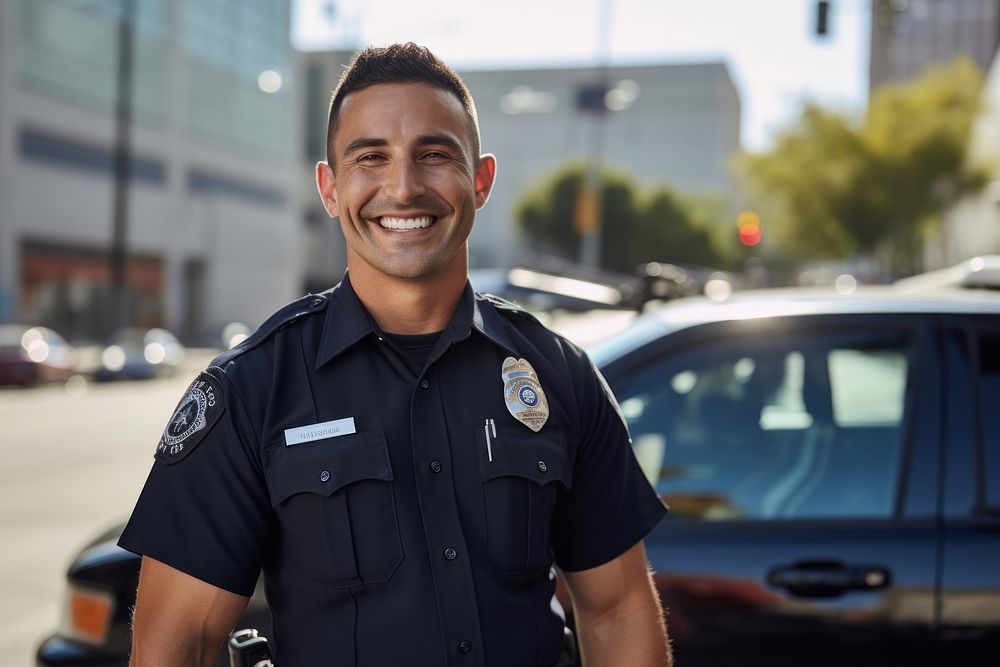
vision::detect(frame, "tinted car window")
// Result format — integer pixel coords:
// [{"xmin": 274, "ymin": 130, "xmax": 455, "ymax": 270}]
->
[
  {"xmin": 979, "ymin": 332, "xmax": 1000, "ymax": 509},
  {"xmin": 616, "ymin": 330, "xmax": 912, "ymax": 521}
]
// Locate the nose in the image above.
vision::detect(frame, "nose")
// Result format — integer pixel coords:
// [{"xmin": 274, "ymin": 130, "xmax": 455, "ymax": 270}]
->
[{"xmin": 384, "ymin": 157, "xmax": 426, "ymax": 203}]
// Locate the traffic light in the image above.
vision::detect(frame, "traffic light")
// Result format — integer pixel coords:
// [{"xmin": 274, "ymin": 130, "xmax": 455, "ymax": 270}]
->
[
  {"xmin": 737, "ymin": 210, "xmax": 762, "ymax": 247},
  {"xmin": 816, "ymin": 1, "xmax": 830, "ymax": 36}
]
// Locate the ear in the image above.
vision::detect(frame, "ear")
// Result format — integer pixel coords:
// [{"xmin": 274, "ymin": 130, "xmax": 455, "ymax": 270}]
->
[
  {"xmin": 315, "ymin": 161, "xmax": 339, "ymax": 218},
  {"xmin": 473, "ymin": 154, "xmax": 497, "ymax": 210}
]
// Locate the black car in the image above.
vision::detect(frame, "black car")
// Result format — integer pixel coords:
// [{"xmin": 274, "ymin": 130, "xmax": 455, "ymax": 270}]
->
[{"xmin": 38, "ymin": 284, "xmax": 1000, "ymax": 666}]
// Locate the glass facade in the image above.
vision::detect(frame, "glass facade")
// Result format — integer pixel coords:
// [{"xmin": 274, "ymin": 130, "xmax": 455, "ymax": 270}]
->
[
  {"xmin": 181, "ymin": 0, "xmax": 292, "ymax": 157},
  {"xmin": 14, "ymin": 0, "xmax": 292, "ymax": 157},
  {"xmin": 15, "ymin": 0, "xmax": 169, "ymax": 121}
]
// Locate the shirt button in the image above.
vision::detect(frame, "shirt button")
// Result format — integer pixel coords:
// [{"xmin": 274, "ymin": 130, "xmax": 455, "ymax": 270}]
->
[
  {"xmin": 319, "ymin": 470, "xmax": 331, "ymax": 482},
  {"xmin": 420, "ymin": 378, "xmax": 430, "ymax": 389},
  {"xmin": 458, "ymin": 640, "xmax": 472, "ymax": 654},
  {"xmin": 444, "ymin": 547, "xmax": 457, "ymax": 560},
  {"xmin": 537, "ymin": 460, "xmax": 547, "ymax": 473},
  {"xmin": 430, "ymin": 460, "xmax": 442, "ymax": 473}
]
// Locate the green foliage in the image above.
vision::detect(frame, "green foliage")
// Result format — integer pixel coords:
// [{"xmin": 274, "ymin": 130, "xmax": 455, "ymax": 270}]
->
[
  {"xmin": 737, "ymin": 57, "xmax": 986, "ymax": 272},
  {"xmin": 515, "ymin": 162, "xmax": 725, "ymax": 273}
]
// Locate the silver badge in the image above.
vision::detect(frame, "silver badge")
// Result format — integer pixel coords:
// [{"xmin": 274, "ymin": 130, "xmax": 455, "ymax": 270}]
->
[{"xmin": 501, "ymin": 357, "xmax": 549, "ymax": 432}]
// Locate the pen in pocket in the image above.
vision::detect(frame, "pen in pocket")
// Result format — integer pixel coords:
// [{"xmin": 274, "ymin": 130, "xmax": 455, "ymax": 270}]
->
[{"xmin": 484, "ymin": 418, "xmax": 497, "ymax": 462}]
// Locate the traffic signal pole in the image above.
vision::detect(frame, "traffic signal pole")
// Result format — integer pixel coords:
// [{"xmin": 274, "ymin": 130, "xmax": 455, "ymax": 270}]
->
[{"xmin": 108, "ymin": 0, "xmax": 135, "ymax": 338}]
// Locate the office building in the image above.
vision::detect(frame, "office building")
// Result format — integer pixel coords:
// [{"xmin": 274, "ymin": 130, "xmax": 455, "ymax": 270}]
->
[
  {"xmin": 0, "ymin": 0, "xmax": 299, "ymax": 341},
  {"xmin": 870, "ymin": 0, "xmax": 1000, "ymax": 90}
]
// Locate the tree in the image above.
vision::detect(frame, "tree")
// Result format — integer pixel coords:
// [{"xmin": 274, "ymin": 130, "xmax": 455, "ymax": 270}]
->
[
  {"xmin": 515, "ymin": 162, "xmax": 725, "ymax": 273},
  {"xmin": 738, "ymin": 57, "xmax": 986, "ymax": 273}
]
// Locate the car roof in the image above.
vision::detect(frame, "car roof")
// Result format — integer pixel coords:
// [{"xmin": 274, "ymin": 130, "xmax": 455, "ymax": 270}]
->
[
  {"xmin": 651, "ymin": 286, "xmax": 1000, "ymax": 332},
  {"xmin": 589, "ymin": 285, "xmax": 1000, "ymax": 366}
]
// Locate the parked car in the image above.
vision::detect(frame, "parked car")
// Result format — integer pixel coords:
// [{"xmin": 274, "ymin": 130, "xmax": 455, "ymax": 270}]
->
[
  {"xmin": 37, "ymin": 284, "xmax": 1000, "ymax": 666},
  {"xmin": 0, "ymin": 324, "xmax": 78, "ymax": 386},
  {"xmin": 93, "ymin": 328, "xmax": 186, "ymax": 381}
]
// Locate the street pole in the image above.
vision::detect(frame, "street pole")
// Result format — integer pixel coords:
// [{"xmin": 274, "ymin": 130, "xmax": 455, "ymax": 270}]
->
[
  {"xmin": 577, "ymin": 0, "xmax": 614, "ymax": 269},
  {"xmin": 108, "ymin": 0, "xmax": 135, "ymax": 337}
]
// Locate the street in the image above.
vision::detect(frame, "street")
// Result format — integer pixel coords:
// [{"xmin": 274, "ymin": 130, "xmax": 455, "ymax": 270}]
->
[{"xmin": 0, "ymin": 351, "xmax": 214, "ymax": 666}]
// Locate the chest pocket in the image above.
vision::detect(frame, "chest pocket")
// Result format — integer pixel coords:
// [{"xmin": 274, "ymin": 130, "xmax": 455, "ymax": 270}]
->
[
  {"xmin": 477, "ymin": 424, "xmax": 573, "ymax": 575},
  {"xmin": 263, "ymin": 432, "xmax": 402, "ymax": 588}
]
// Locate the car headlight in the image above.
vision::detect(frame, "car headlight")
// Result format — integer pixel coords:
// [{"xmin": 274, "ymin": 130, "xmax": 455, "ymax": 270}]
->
[
  {"xmin": 59, "ymin": 583, "xmax": 114, "ymax": 646},
  {"xmin": 144, "ymin": 342, "xmax": 166, "ymax": 364},
  {"xmin": 101, "ymin": 345, "xmax": 126, "ymax": 371},
  {"xmin": 21, "ymin": 328, "xmax": 50, "ymax": 363}
]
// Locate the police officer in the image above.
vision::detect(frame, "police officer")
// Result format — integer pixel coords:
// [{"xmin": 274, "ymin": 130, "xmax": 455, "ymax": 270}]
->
[{"xmin": 121, "ymin": 43, "xmax": 671, "ymax": 667}]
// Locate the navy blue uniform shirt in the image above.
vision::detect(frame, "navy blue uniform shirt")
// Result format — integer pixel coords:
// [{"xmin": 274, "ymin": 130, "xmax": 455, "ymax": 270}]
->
[{"xmin": 120, "ymin": 275, "xmax": 666, "ymax": 667}]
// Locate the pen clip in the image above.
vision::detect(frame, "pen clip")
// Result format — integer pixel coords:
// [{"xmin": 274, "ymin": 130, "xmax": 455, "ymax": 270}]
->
[{"xmin": 484, "ymin": 418, "xmax": 493, "ymax": 462}]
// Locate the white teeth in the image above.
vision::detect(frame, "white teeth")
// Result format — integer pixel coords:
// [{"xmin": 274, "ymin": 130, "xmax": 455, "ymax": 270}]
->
[{"xmin": 379, "ymin": 216, "xmax": 434, "ymax": 230}]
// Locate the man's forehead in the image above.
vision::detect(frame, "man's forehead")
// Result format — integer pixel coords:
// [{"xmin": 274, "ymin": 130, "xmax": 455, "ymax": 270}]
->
[{"xmin": 334, "ymin": 82, "xmax": 472, "ymax": 146}]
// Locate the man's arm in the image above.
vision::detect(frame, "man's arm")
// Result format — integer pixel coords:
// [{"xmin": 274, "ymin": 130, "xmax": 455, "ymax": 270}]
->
[
  {"xmin": 129, "ymin": 556, "xmax": 250, "ymax": 667},
  {"xmin": 562, "ymin": 540, "xmax": 672, "ymax": 667}
]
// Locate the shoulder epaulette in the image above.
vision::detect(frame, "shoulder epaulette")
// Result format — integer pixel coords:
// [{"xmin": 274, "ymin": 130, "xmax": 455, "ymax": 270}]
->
[
  {"xmin": 209, "ymin": 290, "xmax": 331, "ymax": 373},
  {"xmin": 476, "ymin": 292, "xmax": 545, "ymax": 326},
  {"xmin": 476, "ymin": 291, "xmax": 528, "ymax": 314}
]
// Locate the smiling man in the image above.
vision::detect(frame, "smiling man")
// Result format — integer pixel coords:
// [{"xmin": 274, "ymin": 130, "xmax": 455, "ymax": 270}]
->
[{"xmin": 120, "ymin": 43, "xmax": 671, "ymax": 667}]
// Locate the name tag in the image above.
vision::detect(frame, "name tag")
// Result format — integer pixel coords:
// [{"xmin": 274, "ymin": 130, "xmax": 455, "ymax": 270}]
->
[{"xmin": 284, "ymin": 417, "xmax": 356, "ymax": 446}]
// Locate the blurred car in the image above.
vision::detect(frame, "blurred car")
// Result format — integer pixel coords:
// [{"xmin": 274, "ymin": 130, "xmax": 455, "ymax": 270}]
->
[
  {"xmin": 469, "ymin": 266, "xmax": 640, "ymax": 311},
  {"xmin": 638, "ymin": 261, "xmax": 741, "ymax": 304},
  {"xmin": 0, "ymin": 324, "xmax": 78, "ymax": 386},
  {"xmin": 93, "ymin": 328, "xmax": 185, "ymax": 381},
  {"xmin": 38, "ymin": 283, "xmax": 1000, "ymax": 666}
]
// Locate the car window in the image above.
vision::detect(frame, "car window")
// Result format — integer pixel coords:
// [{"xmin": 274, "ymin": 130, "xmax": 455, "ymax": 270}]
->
[
  {"xmin": 979, "ymin": 331, "xmax": 1000, "ymax": 509},
  {"xmin": 616, "ymin": 329, "xmax": 913, "ymax": 521}
]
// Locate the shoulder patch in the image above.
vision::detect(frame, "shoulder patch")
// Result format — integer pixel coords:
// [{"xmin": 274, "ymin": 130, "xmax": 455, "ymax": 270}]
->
[{"xmin": 155, "ymin": 371, "xmax": 225, "ymax": 465}]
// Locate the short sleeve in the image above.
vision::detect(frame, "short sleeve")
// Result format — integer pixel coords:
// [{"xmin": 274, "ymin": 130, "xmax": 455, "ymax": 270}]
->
[
  {"xmin": 550, "ymin": 350, "xmax": 667, "ymax": 572},
  {"xmin": 118, "ymin": 369, "xmax": 273, "ymax": 596}
]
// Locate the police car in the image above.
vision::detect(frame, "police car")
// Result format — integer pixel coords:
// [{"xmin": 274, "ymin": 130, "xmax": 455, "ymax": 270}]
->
[{"xmin": 37, "ymin": 268, "xmax": 1000, "ymax": 666}]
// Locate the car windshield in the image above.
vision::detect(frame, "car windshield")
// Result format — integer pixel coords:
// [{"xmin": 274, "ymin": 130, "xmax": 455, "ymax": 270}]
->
[{"xmin": 588, "ymin": 316, "xmax": 670, "ymax": 366}]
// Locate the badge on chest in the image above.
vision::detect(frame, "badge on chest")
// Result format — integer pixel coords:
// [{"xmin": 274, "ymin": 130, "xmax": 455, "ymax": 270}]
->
[{"xmin": 501, "ymin": 357, "xmax": 549, "ymax": 432}]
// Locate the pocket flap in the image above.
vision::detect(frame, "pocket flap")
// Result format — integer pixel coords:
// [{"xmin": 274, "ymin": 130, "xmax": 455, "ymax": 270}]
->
[
  {"xmin": 263, "ymin": 432, "xmax": 392, "ymax": 506},
  {"xmin": 478, "ymin": 425, "xmax": 572, "ymax": 488}
]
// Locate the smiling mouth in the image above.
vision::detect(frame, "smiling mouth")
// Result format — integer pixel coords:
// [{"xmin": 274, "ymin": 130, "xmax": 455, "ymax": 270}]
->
[{"xmin": 378, "ymin": 215, "xmax": 436, "ymax": 230}]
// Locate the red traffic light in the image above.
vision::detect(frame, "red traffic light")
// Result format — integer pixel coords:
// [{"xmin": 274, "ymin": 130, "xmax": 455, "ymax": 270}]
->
[
  {"xmin": 739, "ymin": 223, "xmax": 761, "ymax": 247},
  {"xmin": 736, "ymin": 210, "xmax": 762, "ymax": 247}
]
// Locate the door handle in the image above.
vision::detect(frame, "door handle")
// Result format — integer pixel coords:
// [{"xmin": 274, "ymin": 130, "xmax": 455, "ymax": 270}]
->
[{"xmin": 767, "ymin": 559, "xmax": 891, "ymax": 598}]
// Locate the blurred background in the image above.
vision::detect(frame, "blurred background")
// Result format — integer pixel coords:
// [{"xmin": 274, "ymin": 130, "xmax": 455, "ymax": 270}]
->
[
  {"xmin": 2, "ymin": 0, "xmax": 997, "ymax": 346},
  {"xmin": 1, "ymin": 0, "xmax": 999, "ymax": 664}
]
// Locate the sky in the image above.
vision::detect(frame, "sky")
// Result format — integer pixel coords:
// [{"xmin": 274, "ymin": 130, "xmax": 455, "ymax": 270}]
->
[{"xmin": 291, "ymin": 0, "xmax": 872, "ymax": 152}]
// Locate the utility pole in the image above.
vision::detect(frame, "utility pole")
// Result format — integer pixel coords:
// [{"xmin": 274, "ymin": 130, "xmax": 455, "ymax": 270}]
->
[
  {"xmin": 108, "ymin": 0, "xmax": 135, "ymax": 337},
  {"xmin": 577, "ymin": 0, "xmax": 615, "ymax": 269}
]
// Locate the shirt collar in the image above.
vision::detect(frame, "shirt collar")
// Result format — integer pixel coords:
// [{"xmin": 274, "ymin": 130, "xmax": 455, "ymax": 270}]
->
[
  {"xmin": 315, "ymin": 273, "xmax": 519, "ymax": 370},
  {"xmin": 315, "ymin": 273, "xmax": 377, "ymax": 370}
]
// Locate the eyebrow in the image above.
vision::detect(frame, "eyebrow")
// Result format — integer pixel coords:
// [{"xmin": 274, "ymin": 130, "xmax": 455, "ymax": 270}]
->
[
  {"xmin": 415, "ymin": 134, "xmax": 466, "ymax": 156},
  {"xmin": 342, "ymin": 137, "xmax": 388, "ymax": 157},
  {"xmin": 341, "ymin": 134, "xmax": 468, "ymax": 159}
]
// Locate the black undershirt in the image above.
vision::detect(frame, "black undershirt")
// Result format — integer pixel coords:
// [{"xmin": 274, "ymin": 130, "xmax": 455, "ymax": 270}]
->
[{"xmin": 381, "ymin": 330, "xmax": 443, "ymax": 374}]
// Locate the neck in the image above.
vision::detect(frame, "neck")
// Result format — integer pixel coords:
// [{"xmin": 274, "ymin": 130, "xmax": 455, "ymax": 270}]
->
[{"xmin": 347, "ymin": 257, "xmax": 468, "ymax": 335}]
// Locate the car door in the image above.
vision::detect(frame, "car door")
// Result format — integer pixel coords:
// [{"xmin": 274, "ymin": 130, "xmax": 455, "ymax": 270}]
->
[
  {"xmin": 938, "ymin": 316, "xmax": 1000, "ymax": 663},
  {"xmin": 602, "ymin": 313, "xmax": 943, "ymax": 667}
]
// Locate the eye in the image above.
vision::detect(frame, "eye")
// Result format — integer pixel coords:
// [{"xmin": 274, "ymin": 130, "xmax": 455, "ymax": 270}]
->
[
  {"xmin": 421, "ymin": 150, "xmax": 450, "ymax": 161},
  {"xmin": 356, "ymin": 153, "xmax": 386, "ymax": 164}
]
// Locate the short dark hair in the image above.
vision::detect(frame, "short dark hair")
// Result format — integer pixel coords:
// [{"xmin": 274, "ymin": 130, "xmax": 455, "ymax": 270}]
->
[{"xmin": 325, "ymin": 43, "xmax": 481, "ymax": 169}]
